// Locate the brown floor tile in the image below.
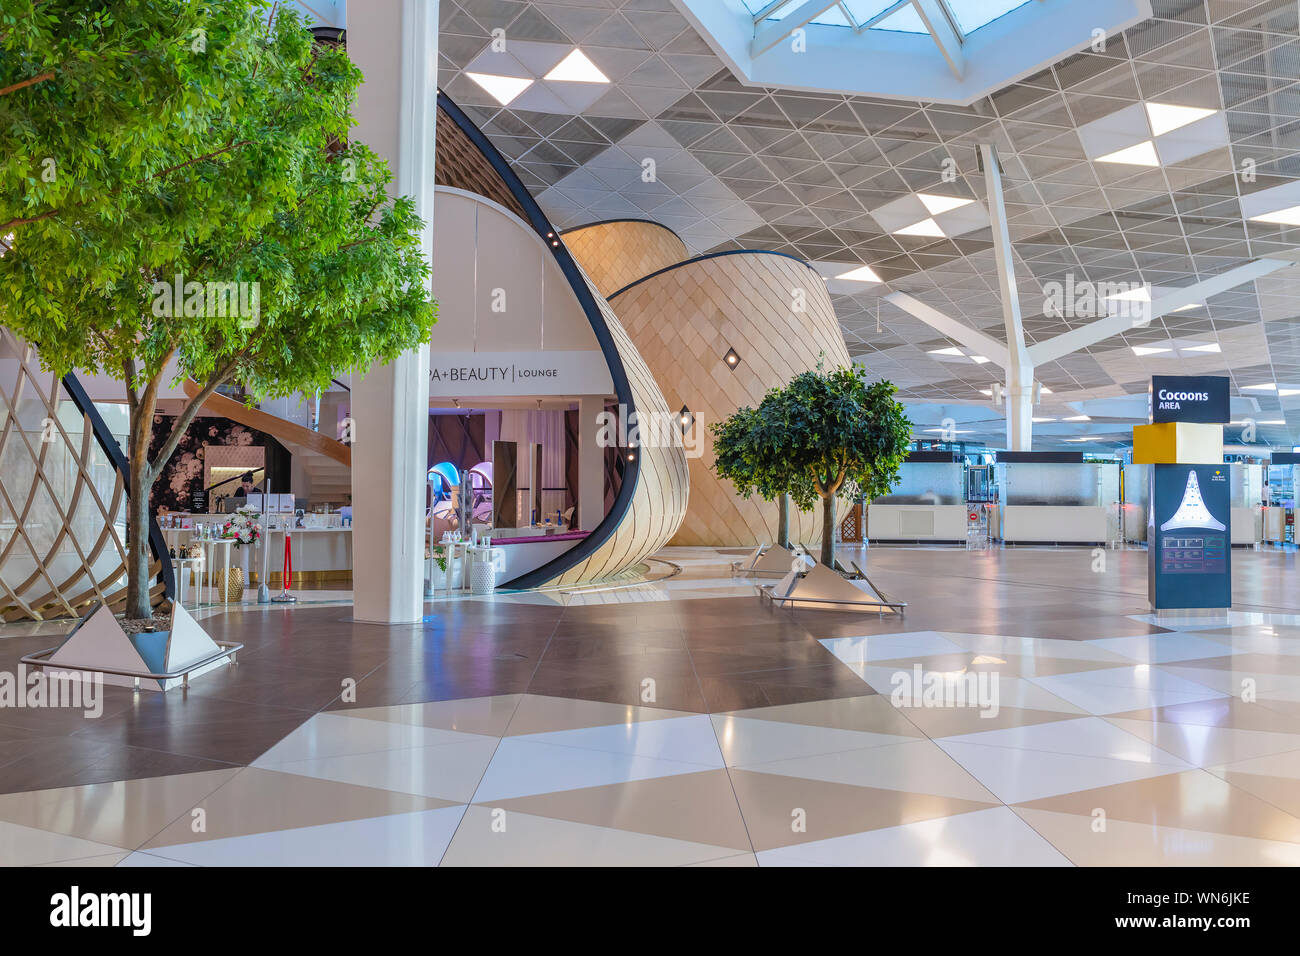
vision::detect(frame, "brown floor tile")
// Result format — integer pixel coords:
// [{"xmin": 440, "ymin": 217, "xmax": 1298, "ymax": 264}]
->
[
  {"xmin": 485, "ymin": 769, "xmax": 752, "ymax": 851},
  {"xmin": 727, "ymin": 768, "xmax": 997, "ymax": 850}
]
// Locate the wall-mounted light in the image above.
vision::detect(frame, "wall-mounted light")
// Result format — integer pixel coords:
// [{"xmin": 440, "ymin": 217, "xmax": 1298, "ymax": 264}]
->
[
  {"xmin": 724, "ymin": 347, "xmax": 741, "ymax": 370},
  {"xmin": 679, "ymin": 405, "xmax": 694, "ymax": 433}
]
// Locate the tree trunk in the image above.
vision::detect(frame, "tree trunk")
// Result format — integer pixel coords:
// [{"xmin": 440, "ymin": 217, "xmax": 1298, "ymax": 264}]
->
[
  {"xmin": 124, "ymin": 402, "xmax": 156, "ymax": 620},
  {"xmin": 820, "ymin": 493, "xmax": 835, "ymax": 568},
  {"xmin": 777, "ymin": 493, "xmax": 790, "ymax": 548}
]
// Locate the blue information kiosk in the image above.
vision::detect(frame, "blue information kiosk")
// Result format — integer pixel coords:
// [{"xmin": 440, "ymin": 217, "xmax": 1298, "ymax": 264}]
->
[{"xmin": 1134, "ymin": 375, "xmax": 1232, "ymax": 611}]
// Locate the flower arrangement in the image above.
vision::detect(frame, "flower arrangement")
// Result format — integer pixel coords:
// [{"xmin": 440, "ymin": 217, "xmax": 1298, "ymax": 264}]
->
[{"xmin": 220, "ymin": 507, "xmax": 263, "ymax": 548}]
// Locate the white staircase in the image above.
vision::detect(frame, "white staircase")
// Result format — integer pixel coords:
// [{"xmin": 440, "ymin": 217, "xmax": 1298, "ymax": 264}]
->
[{"xmin": 293, "ymin": 446, "xmax": 351, "ymax": 507}]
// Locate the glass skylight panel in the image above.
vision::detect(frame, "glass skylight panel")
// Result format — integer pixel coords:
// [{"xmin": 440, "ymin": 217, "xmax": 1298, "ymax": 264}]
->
[
  {"xmin": 944, "ymin": 0, "xmax": 1031, "ymax": 34},
  {"xmin": 841, "ymin": 0, "xmax": 901, "ymax": 27},
  {"xmin": 810, "ymin": 4, "xmax": 852, "ymax": 27},
  {"xmin": 872, "ymin": 3, "xmax": 929, "ymax": 33}
]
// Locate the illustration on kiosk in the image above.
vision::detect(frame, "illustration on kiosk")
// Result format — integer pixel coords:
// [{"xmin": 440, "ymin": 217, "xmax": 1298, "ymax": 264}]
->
[{"xmin": 1159, "ymin": 470, "xmax": 1226, "ymax": 533}]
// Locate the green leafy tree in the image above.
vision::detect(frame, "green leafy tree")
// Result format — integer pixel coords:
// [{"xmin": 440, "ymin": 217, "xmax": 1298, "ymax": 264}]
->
[
  {"xmin": 713, "ymin": 366, "xmax": 911, "ymax": 568},
  {"xmin": 0, "ymin": 0, "xmax": 436, "ymax": 619}
]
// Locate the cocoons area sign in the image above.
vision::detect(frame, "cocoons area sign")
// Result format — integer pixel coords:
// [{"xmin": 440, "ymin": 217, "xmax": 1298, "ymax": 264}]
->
[
  {"xmin": 1150, "ymin": 375, "xmax": 1230, "ymax": 424},
  {"xmin": 427, "ymin": 351, "xmax": 614, "ymax": 398}
]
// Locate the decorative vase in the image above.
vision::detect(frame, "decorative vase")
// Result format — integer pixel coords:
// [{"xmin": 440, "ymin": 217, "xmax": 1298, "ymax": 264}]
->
[{"xmin": 213, "ymin": 566, "xmax": 244, "ymax": 603}]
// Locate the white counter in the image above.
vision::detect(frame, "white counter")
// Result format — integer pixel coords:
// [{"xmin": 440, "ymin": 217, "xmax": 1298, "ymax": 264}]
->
[
  {"xmin": 1231, "ymin": 507, "xmax": 1262, "ymax": 546},
  {"xmin": 163, "ymin": 519, "xmax": 352, "ymax": 584},
  {"xmin": 867, "ymin": 504, "xmax": 968, "ymax": 542},
  {"xmin": 999, "ymin": 505, "xmax": 1116, "ymax": 544}
]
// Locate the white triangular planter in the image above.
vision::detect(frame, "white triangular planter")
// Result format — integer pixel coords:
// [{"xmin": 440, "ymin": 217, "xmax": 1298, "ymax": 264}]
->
[{"xmin": 42, "ymin": 600, "xmax": 234, "ymax": 691}]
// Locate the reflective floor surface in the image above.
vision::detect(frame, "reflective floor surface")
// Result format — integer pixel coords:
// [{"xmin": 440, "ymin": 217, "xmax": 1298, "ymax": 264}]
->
[{"xmin": 2, "ymin": 545, "xmax": 1299, "ymax": 866}]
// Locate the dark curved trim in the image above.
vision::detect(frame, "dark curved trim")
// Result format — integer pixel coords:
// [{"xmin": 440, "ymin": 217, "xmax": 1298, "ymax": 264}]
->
[
  {"xmin": 559, "ymin": 217, "xmax": 687, "ymax": 247},
  {"xmin": 607, "ymin": 248, "xmax": 820, "ymax": 300},
  {"xmin": 436, "ymin": 91, "xmax": 642, "ymax": 590},
  {"xmin": 61, "ymin": 374, "xmax": 175, "ymax": 601}
]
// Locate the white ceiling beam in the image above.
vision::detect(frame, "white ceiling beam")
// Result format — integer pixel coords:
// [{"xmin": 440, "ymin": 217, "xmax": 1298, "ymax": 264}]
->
[
  {"xmin": 853, "ymin": 0, "xmax": 911, "ymax": 33},
  {"xmin": 751, "ymin": 0, "xmax": 841, "ymax": 56},
  {"xmin": 979, "ymin": 144, "xmax": 1027, "ymax": 363},
  {"xmin": 883, "ymin": 291, "xmax": 1011, "ymax": 368},
  {"xmin": 980, "ymin": 142, "xmax": 1034, "ymax": 450},
  {"xmin": 1027, "ymin": 258, "xmax": 1294, "ymax": 366},
  {"xmin": 910, "ymin": 0, "xmax": 964, "ymax": 79},
  {"xmin": 752, "ymin": 0, "xmax": 792, "ymax": 22}
]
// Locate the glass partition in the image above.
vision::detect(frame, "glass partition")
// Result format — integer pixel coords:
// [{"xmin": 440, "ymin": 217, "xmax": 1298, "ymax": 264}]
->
[
  {"xmin": 996, "ymin": 462, "xmax": 1120, "ymax": 507},
  {"xmin": 874, "ymin": 461, "xmax": 964, "ymax": 505},
  {"xmin": 1229, "ymin": 463, "xmax": 1263, "ymax": 509}
]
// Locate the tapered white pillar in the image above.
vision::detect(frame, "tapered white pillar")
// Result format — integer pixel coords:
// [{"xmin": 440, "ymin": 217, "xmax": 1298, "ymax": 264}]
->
[
  {"xmin": 348, "ymin": 0, "xmax": 436, "ymax": 623},
  {"xmin": 1006, "ymin": 378, "xmax": 1034, "ymax": 452}
]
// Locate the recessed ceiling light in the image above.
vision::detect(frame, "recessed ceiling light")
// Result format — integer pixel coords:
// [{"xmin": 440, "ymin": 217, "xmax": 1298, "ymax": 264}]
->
[
  {"xmin": 928, "ymin": 346, "xmax": 964, "ymax": 356},
  {"xmin": 1250, "ymin": 205, "xmax": 1300, "ymax": 226},
  {"xmin": 835, "ymin": 265, "xmax": 881, "ymax": 283},
  {"xmin": 970, "ymin": 355, "xmax": 991, "ymax": 364},
  {"xmin": 1259, "ymin": 420, "xmax": 1287, "ymax": 425},
  {"xmin": 1279, "ymin": 389, "xmax": 1300, "ymax": 397},
  {"xmin": 917, "ymin": 193, "xmax": 975, "ymax": 216},
  {"xmin": 924, "ymin": 427, "xmax": 973, "ymax": 434},
  {"xmin": 1039, "ymin": 386, "xmax": 1053, "ymax": 395},
  {"xmin": 1064, "ymin": 415, "xmax": 1091, "ymax": 421},
  {"xmin": 1183, "ymin": 343, "xmax": 1221, "ymax": 353},
  {"xmin": 466, "ymin": 72, "xmax": 533, "ymax": 105},
  {"xmin": 895, "ymin": 218, "xmax": 945, "ymax": 237},
  {"xmin": 1132, "ymin": 345, "xmax": 1171, "ymax": 356},
  {"xmin": 1107, "ymin": 287, "xmax": 1151, "ymax": 302},
  {"xmin": 1096, "ymin": 141, "xmax": 1160, "ymax": 166},
  {"xmin": 544, "ymin": 49, "xmax": 609, "ymax": 84},
  {"xmin": 980, "ymin": 389, "xmax": 993, "ymax": 396},
  {"xmin": 1145, "ymin": 103, "xmax": 1218, "ymax": 137},
  {"xmin": 1066, "ymin": 436, "xmax": 1099, "ymax": 442},
  {"xmin": 1243, "ymin": 383, "xmax": 1277, "ymax": 391},
  {"xmin": 1032, "ymin": 417, "xmax": 1056, "ymax": 423},
  {"xmin": 1171, "ymin": 303, "xmax": 1202, "ymax": 313}
]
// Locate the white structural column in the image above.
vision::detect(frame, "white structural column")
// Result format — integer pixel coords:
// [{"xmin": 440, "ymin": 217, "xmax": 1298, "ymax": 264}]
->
[
  {"xmin": 349, "ymin": 0, "xmax": 437, "ymax": 623},
  {"xmin": 980, "ymin": 143, "xmax": 1034, "ymax": 451}
]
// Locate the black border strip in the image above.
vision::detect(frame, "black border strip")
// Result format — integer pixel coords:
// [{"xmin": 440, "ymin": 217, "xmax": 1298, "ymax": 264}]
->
[
  {"xmin": 559, "ymin": 217, "xmax": 687, "ymax": 246},
  {"xmin": 60, "ymin": 374, "xmax": 175, "ymax": 601},
  {"xmin": 607, "ymin": 248, "xmax": 818, "ymax": 300},
  {"xmin": 437, "ymin": 92, "xmax": 643, "ymax": 590}
]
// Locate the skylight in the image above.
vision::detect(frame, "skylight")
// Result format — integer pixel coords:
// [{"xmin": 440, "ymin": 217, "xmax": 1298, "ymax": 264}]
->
[
  {"xmin": 691, "ymin": 0, "xmax": 1150, "ymax": 105},
  {"xmin": 945, "ymin": 0, "xmax": 1031, "ymax": 34},
  {"xmin": 741, "ymin": 0, "xmax": 1031, "ymax": 37}
]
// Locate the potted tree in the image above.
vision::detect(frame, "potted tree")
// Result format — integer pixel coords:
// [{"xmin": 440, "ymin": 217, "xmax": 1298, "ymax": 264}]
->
[
  {"xmin": 713, "ymin": 366, "xmax": 911, "ymax": 570},
  {"xmin": 0, "ymin": 1, "xmax": 435, "ymax": 638}
]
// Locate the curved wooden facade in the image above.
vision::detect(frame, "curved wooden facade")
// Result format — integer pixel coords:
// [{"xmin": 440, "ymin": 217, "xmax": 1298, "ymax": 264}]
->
[
  {"xmin": 435, "ymin": 94, "xmax": 687, "ymax": 588},
  {"xmin": 559, "ymin": 220, "xmax": 689, "ymax": 301},
  {"xmin": 606, "ymin": 249, "xmax": 851, "ymax": 547}
]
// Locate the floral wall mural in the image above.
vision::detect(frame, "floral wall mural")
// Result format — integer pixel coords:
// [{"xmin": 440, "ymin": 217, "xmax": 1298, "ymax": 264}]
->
[{"xmin": 148, "ymin": 415, "xmax": 280, "ymax": 513}]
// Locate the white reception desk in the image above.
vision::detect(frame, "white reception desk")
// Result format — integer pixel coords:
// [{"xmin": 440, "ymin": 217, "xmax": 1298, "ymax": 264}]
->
[
  {"xmin": 999, "ymin": 505, "xmax": 1114, "ymax": 544},
  {"xmin": 867, "ymin": 504, "xmax": 968, "ymax": 542}
]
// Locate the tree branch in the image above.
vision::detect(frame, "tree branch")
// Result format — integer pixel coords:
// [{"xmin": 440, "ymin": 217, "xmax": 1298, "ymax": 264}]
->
[
  {"xmin": 0, "ymin": 207, "xmax": 59, "ymax": 232},
  {"xmin": 0, "ymin": 139, "xmax": 251, "ymax": 234},
  {"xmin": 121, "ymin": 355, "xmax": 138, "ymax": 419},
  {"xmin": 0, "ymin": 70, "xmax": 54, "ymax": 97},
  {"xmin": 149, "ymin": 356, "xmax": 241, "ymax": 474}
]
